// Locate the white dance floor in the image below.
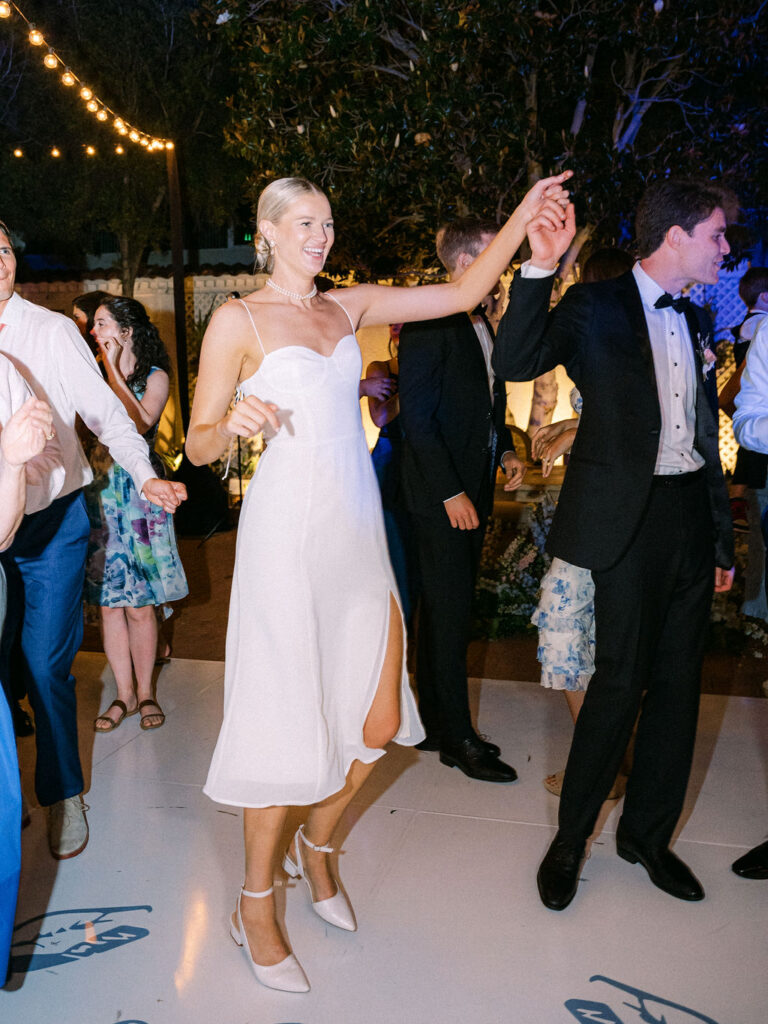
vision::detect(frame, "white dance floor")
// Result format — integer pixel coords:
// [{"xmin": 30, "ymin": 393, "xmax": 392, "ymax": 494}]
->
[{"xmin": 4, "ymin": 652, "xmax": 767, "ymax": 1024}]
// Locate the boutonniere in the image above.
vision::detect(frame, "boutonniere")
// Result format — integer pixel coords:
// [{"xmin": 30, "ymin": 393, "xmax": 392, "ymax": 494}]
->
[{"xmin": 695, "ymin": 333, "xmax": 716, "ymax": 382}]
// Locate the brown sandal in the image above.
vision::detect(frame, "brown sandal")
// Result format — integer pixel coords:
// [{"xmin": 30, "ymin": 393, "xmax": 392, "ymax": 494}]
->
[
  {"xmin": 138, "ymin": 698, "xmax": 166, "ymax": 730},
  {"xmin": 94, "ymin": 699, "xmax": 138, "ymax": 732}
]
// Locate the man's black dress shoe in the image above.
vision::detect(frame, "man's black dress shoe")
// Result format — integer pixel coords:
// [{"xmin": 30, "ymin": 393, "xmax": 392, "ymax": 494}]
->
[
  {"xmin": 537, "ymin": 833, "xmax": 585, "ymax": 911},
  {"xmin": 616, "ymin": 825, "xmax": 704, "ymax": 901},
  {"xmin": 439, "ymin": 736, "xmax": 516, "ymax": 782},
  {"xmin": 731, "ymin": 839, "xmax": 768, "ymax": 879},
  {"xmin": 417, "ymin": 731, "xmax": 501, "ymax": 757}
]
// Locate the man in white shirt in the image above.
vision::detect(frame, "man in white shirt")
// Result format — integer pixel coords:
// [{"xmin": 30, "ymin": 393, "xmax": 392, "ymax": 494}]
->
[
  {"xmin": 494, "ymin": 180, "xmax": 734, "ymax": 910},
  {"xmin": 0, "ymin": 221, "xmax": 186, "ymax": 859}
]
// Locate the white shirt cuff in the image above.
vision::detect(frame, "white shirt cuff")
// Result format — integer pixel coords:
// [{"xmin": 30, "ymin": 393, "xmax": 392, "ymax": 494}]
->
[{"xmin": 520, "ymin": 260, "xmax": 556, "ymax": 279}]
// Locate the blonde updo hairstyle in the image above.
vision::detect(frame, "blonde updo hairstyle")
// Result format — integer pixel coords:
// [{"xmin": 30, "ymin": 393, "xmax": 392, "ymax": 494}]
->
[{"xmin": 254, "ymin": 177, "xmax": 328, "ymax": 274}]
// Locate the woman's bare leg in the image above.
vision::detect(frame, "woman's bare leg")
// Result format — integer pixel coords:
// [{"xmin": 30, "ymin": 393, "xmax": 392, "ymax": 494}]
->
[
  {"xmin": 96, "ymin": 607, "xmax": 138, "ymax": 728},
  {"xmin": 238, "ymin": 806, "xmax": 291, "ymax": 966},
  {"xmin": 125, "ymin": 605, "xmax": 160, "ymax": 726},
  {"xmin": 292, "ymin": 593, "xmax": 404, "ymax": 900},
  {"xmin": 564, "ymin": 689, "xmax": 586, "ymax": 724}
]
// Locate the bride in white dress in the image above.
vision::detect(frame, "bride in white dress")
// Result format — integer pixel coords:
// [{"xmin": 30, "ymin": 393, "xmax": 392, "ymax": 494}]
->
[{"xmin": 186, "ymin": 173, "xmax": 572, "ymax": 992}]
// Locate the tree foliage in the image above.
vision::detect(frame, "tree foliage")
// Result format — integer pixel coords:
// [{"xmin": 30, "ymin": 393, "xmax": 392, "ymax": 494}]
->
[{"xmin": 218, "ymin": 0, "xmax": 767, "ymax": 277}]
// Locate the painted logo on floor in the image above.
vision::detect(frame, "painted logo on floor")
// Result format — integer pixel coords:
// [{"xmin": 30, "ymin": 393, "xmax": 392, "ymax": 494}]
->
[
  {"xmin": 11, "ymin": 904, "xmax": 152, "ymax": 974},
  {"xmin": 565, "ymin": 975, "xmax": 721, "ymax": 1023}
]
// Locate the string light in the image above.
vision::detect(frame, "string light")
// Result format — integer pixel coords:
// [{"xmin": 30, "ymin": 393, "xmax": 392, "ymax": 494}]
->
[
  {"xmin": 50, "ymin": 146, "xmax": 60, "ymax": 157},
  {"xmin": 0, "ymin": 1, "xmax": 173, "ymax": 151},
  {"xmin": 115, "ymin": 145, "xmax": 124, "ymax": 154},
  {"xmin": 13, "ymin": 147, "xmax": 22, "ymax": 157}
]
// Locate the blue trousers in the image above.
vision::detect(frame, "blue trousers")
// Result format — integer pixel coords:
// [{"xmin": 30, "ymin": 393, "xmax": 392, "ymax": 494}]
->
[
  {"xmin": 0, "ymin": 565, "xmax": 21, "ymax": 978},
  {"xmin": 0, "ymin": 490, "xmax": 89, "ymax": 807}
]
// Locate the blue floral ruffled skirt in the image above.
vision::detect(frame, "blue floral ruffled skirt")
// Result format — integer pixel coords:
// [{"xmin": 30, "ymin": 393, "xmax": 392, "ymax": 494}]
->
[{"xmin": 531, "ymin": 557, "xmax": 595, "ymax": 691}]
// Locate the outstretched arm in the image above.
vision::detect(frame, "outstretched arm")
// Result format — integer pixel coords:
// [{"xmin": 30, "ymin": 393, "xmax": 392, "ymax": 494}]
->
[
  {"xmin": 493, "ymin": 203, "xmax": 581, "ymax": 382},
  {"xmin": 335, "ymin": 173, "xmax": 573, "ymax": 329}
]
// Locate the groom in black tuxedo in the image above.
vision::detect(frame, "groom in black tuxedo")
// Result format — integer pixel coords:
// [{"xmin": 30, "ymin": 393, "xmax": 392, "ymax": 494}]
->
[
  {"xmin": 399, "ymin": 219, "xmax": 524, "ymax": 783},
  {"xmin": 494, "ymin": 179, "xmax": 734, "ymax": 909}
]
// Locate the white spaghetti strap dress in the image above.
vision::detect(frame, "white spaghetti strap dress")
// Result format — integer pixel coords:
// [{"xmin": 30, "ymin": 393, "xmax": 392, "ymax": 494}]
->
[{"xmin": 203, "ymin": 295, "xmax": 425, "ymax": 808}]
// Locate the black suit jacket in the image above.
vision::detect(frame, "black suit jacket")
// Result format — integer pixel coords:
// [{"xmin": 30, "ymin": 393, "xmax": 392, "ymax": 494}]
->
[
  {"xmin": 398, "ymin": 311, "xmax": 514, "ymax": 519},
  {"xmin": 493, "ymin": 270, "xmax": 733, "ymax": 571}
]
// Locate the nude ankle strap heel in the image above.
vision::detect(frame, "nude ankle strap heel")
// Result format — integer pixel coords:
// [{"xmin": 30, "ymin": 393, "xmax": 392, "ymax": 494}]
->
[
  {"xmin": 230, "ymin": 885, "xmax": 310, "ymax": 992},
  {"xmin": 282, "ymin": 825, "xmax": 357, "ymax": 932}
]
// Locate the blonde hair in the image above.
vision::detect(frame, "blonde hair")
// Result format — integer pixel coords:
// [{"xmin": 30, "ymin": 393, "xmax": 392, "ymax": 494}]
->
[{"xmin": 254, "ymin": 177, "xmax": 327, "ymax": 273}]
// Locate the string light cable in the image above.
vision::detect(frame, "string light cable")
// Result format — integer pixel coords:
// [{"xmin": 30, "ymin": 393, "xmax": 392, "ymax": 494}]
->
[{"xmin": 0, "ymin": 0, "xmax": 174, "ymax": 155}]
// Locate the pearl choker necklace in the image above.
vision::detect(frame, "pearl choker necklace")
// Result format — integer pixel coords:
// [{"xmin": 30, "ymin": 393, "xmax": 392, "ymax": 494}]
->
[{"xmin": 266, "ymin": 278, "xmax": 317, "ymax": 301}]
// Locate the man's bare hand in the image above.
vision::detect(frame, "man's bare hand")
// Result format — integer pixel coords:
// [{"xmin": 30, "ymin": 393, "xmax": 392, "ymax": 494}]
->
[
  {"xmin": 443, "ymin": 492, "xmax": 480, "ymax": 530},
  {"xmin": 528, "ymin": 202, "xmax": 577, "ymax": 271},
  {"xmin": 142, "ymin": 478, "xmax": 187, "ymax": 513},
  {"xmin": 714, "ymin": 566, "xmax": 735, "ymax": 593},
  {"xmin": 501, "ymin": 452, "xmax": 527, "ymax": 490}
]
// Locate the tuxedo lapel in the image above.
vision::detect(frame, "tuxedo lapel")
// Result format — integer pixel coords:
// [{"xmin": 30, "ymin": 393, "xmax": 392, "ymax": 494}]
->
[{"xmin": 614, "ymin": 272, "xmax": 654, "ymax": 376}]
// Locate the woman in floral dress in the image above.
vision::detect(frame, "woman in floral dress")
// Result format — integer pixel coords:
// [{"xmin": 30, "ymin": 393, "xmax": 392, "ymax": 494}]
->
[{"xmin": 85, "ymin": 297, "xmax": 188, "ymax": 732}]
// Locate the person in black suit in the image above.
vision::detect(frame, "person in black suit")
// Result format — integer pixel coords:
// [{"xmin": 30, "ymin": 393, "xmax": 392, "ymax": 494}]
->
[
  {"xmin": 493, "ymin": 179, "xmax": 735, "ymax": 909},
  {"xmin": 399, "ymin": 218, "xmax": 525, "ymax": 783}
]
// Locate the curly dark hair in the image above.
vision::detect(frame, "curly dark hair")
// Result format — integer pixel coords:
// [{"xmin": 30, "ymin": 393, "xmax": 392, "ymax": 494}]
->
[{"xmin": 100, "ymin": 296, "xmax": 171, "ymax": 392}]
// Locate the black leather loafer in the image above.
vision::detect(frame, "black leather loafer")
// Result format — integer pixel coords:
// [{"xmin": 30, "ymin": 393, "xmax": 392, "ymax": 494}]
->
[
  {"xmin": 418, "ymin": 731, "xmax": 501, "ymax": 757},
  {"xmin": 616, "ymin": 824, "xmax": 704, "ymax": 901},
  {"xmin": 731, "ymin": 839, "xmax": 768, "ymax": 879},
  {"xmin": 439, "ymin": 736, "xmax": 516, "ymax": 783},
  {"xmin": 537, "ymin": 833, "xmax": 585, "ymax": 911}
]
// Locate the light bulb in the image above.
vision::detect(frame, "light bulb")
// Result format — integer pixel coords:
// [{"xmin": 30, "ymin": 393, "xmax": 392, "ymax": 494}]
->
[
  {"xmin": 85, "ymin": 145, "xmax": 96, "ymax": 156},
  {"xmin": 129, "ymin": 130, "xmax": 139, "ymax": 142},
  {"xmin": 96, "ymin": 109, "xmax": 108, "ymax": 121},
  {"xmin": 29, "ymin": 26, "xmax": 44, "ymax": 45},
  {"xmin": 80, "ymin": 86, "xmax": 92, "ymax": 101},
  {"xmin": 113, "ymin": 118, "xmax": 124, "ymax": 131},
  {"xmin": 86, "ymin": 99, "xmax": 98, "ymax": 113},
  {"xmin": 118, "ymin": 126, "xmax": 128, "ymax": 136},
  {"xmin": 44, "ymin": 49, "xmax": 58, "ymax": 69},
  {"xmin": 139, "ymin": 137, "xmax": 149, "ymax": 146},
  {"xmin": 61, "ymin": 69, "xmax": 75, "ymax": 86},
  {"xmin": 0, "ymin": 3, "xmax": 12, "ymax": 19},
  {"xmin": 115, "ymin": 145, "xmax": 125, "ymax": 155},
  {"xmin": 164, "ymin": 141, "xmax": 174, "ymax": 150},
  {"xmin": 51, "ymin": 147, "xmax": 61, "ymax": 158},
  {"xmin": 13, "ymin": 148, "xmax": 23, "ymax": 158}
]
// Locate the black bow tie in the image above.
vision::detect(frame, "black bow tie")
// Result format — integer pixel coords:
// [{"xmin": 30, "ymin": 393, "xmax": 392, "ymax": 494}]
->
[{"xmin": 654, "ymin": 292, "xmax": 692, "ymax": 314}]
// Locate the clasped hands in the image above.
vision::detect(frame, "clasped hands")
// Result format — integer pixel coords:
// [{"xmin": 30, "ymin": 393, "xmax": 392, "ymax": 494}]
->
[
  {"xmin": 1, "ymin": 397, "xmax": 55, "ymax": 467},
  {"xmin": 531, "ymin": 420, "xmax": 578, "ymax": 478}
]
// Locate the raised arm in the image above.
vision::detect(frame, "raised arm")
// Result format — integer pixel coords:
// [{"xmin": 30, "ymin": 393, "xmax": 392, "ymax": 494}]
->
[
  {"xmin": 335, "ymin": 172, "xmax": 573, "ymax": 330},
  {"xmin": 186, "ymin": 301, "xmax": 280, "ymax": 466}
]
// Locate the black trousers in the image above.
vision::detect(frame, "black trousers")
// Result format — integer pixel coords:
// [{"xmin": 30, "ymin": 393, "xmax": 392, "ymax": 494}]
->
[
  {"xmin": 559, "ymin": 471, "xmax": 715, "ymax": 849},
  {"xmin": 412, "ymin": 471, "xmax": 492, "ymax": 743}
]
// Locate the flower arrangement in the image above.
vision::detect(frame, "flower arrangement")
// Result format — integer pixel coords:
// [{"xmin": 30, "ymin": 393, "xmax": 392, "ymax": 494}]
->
[{"xmin": 473, "ymin": 497, "xmax": 555, "ymax": 638}]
